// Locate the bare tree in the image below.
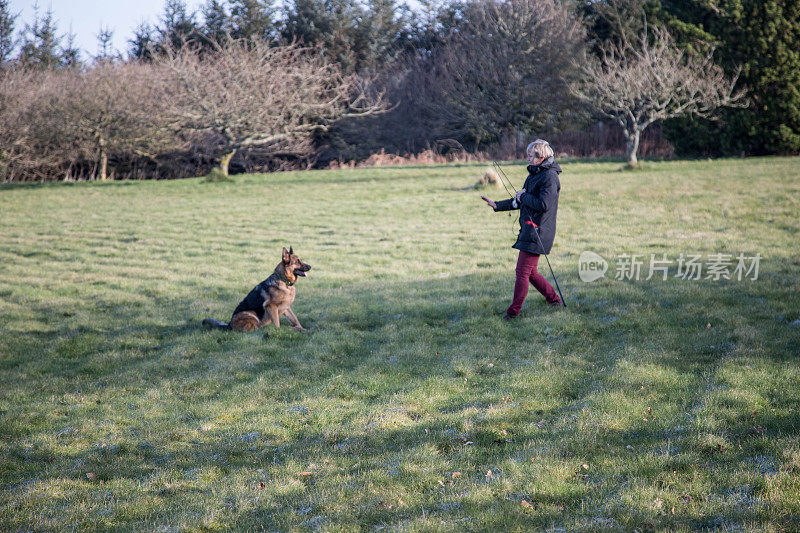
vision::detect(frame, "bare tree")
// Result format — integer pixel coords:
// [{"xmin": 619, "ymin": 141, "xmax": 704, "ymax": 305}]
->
[
  {"xmin": 571, "ymin": 24, "xmax": 746, "ymax": 167},
  {"xmin": 63, "ymin": 62, "xmax": 181, "ymax": 180},
  {"xmin": 0, "ymin": 68, "xmax": 53, "ymax": 180},
  {"xmin": 390, "ymin": 0, "xmax": 587, "ymax": 150},
  {"xmin": 0, "ymin": 62, "xmax": 181, "ymax": 181},
  {"xmin": 158, "ymin": 39, "xmax": 386, "ymax": 175}
]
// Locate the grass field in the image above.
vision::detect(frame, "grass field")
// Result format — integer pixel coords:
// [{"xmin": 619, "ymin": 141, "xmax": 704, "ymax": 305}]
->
[{"xmin": 1, "ymin": 157, "xmax": 799, "ymax": 531}]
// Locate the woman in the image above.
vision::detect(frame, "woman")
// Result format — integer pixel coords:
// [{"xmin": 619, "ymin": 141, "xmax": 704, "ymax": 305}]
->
[{"xmin": 482, "ymin": 139, "xmax": 562, "ymax": 318}]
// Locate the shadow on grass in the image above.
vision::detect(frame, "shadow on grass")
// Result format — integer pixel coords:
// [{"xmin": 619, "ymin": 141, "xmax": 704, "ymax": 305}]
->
[{"xmin": 2, "ymin": 268, "xmax": 799, "ymax": 529}]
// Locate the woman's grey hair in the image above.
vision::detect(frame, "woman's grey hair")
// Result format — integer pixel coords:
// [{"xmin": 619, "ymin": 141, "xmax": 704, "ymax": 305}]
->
[{"xmin": 527, "ymin": 139, "xmax": 554, "ymax": 160}]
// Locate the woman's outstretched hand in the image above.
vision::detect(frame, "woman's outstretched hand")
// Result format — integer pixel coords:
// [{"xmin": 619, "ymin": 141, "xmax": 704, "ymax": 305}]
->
[{"xmin": 481, "ymin": 196, "xmax": 497, "ymax": 209}]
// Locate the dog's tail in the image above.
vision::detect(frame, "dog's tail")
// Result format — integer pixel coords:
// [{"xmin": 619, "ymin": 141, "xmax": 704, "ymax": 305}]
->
[{"xmin": 202, "ymin": 318, "xmax": 230, "ymax": 329}]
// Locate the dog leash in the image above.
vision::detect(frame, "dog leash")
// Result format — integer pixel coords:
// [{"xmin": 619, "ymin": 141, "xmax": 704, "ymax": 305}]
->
[{"xmin": 491, "ymin": 161, "xmax": 523, "ymax": 238}]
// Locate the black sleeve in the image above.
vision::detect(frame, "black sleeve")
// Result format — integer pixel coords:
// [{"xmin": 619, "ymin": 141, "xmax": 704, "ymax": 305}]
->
[
  {"xmin": 519, "ymin": 172, "xmax": 559, "ymax": 213},
  {"xmin": 494, "ymin": 198, "xmax": 517, "ymax": 212}
]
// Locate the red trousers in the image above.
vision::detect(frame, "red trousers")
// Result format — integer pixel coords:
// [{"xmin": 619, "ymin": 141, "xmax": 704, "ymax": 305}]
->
[{"xmin": 507, "ymin": 250, "xmax": 560, "ymax": 316}]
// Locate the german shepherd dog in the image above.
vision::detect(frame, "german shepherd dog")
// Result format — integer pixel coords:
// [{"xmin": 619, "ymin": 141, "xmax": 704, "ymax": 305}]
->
[{"xmin": 202, "ymin": 247, "xmax": 311, "ymax": 332}]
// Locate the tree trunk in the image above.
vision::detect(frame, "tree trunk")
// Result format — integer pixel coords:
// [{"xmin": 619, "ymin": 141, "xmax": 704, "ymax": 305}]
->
[
  {"xmin": 625, "ymin": 129, "xmax": 640, "ymax": 168},
  {"xmin": 98, "ymin": 137, "xmax": 108, "ymax": 181},
  {"xmin": 217, "ymin": 149, "xmax": 237, "ymax": 176}
]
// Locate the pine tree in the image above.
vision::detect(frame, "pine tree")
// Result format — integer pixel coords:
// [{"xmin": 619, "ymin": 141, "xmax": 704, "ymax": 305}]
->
[
  {"xmin": 159, "ymin": 0, "xmax": 200, "ymax": 49},
  {"xmin": 405, "ymin": 0, "xmax": 464, "ymax": 55},
  {"xmin": 359, "ymin": 0, "xmax": 411, "ymax": 71},
  {"xmin": 61, "ymin": 26, "xmax": 81, "ymax": 66},
  {"xmin": 656, "ymin": 0, "xmax": 800, "ymax": 155},
  {"xmin": 18, "ymin": 3, "xmax": 63, "ymax": 68},
  {"xmin": 129, "ymin": 21, "xmax": 155, "ymax": 60},
  {"xmin": 201, "ymin": 0, "xmax": 230, "ymax": 45},
  {"xmin": 229, "ymin": 0, "xmax": 276, "ymax": 42},
  {"xmin": 282, "ymin": 0, "xmax": 408, "ymax": 73},
  {"xmin": 283, "ymin": 0, "xmax": 356, "ymax": 70},
  {"xmin": 0, "ymin": 0, "xmax": 17, "ymax": 64}
]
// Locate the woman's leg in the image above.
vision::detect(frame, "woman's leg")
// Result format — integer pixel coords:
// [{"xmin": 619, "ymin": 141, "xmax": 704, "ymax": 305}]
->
[
  {"xmin": 530, "ymin": 261, "xmax": 561, "ymax": 304},
  {"xmin": 506, "ymin": 251, "xmax": 538, "ymax": 316}
]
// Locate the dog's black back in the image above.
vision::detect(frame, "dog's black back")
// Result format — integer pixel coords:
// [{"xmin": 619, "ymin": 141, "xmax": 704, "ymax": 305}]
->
[{"xmin": 231, "ymin": 278, "xmax": 273, "ymax": 323}]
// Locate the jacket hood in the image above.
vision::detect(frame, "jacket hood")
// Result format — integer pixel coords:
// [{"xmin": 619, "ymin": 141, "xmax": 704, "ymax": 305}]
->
[{"xmin": 527, "ymin": 157, "xmax": 561, "ymax": 174}]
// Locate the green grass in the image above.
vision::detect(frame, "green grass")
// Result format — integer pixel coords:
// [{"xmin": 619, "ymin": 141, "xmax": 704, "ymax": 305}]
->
[{"xmin": 1, "ymin": 157, "xmax": 799, "ymax": 531}]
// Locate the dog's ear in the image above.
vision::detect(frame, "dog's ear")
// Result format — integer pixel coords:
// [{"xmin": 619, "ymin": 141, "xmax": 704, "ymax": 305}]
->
[
  {"xmin": 282, "ymin": 247, "xmax": 290, "ymax": 263},
  {"xmin": 289, "ymin": 246, "xmax": 293, "ymax": 256}
]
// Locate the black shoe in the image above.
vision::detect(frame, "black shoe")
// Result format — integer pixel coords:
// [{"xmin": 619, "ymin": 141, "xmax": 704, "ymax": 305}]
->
[{"xmin": 502, "ymin": 313, "xmax": 518, "ymax": 320}]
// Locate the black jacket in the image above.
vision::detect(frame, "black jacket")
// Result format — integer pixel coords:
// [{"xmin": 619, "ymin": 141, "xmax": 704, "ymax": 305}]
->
[{"xmin": 494, "ymin": 157, "xmax": 561, "ymax": 254}]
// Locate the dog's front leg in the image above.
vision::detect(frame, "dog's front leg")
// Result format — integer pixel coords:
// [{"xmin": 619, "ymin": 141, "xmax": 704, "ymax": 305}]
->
[
  {"xmin": 284, "ymin": 308, "xmax": 307, "ymax": 332},
  {"xmin": 265, "ymin": 306, "xmax": 281, "ymax": 328}
]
